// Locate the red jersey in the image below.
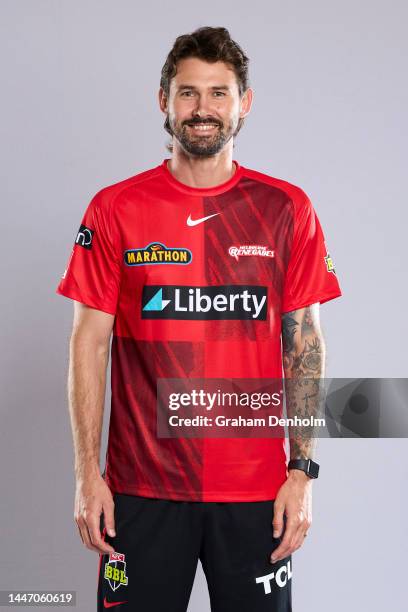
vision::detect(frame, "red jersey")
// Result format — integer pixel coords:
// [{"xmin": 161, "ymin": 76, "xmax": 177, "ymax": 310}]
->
[{"xmin": 56, "ymin": 159, "xmax": 342, "ymax": 501}]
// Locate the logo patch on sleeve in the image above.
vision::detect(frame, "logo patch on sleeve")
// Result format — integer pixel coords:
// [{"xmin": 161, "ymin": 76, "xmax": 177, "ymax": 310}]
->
[
  {"xmin": 104, "ymin": 552, "xmax": 129, "ymax": 592},
  {"xmin": 75, "ymin": 224, "xmax": 94, "ymax": 250},
  {"xmin": 324, "ymin": 250, "xmax": 336, "ymax": 274}
]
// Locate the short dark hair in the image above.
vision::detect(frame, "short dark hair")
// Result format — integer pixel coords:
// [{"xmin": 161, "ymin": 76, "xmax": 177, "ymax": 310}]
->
[{"xmin": 160, "ymin": 26, "xmax": 250, "ymax": 147}]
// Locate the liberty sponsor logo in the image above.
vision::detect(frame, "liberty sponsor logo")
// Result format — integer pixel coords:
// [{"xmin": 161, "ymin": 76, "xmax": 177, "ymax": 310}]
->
[
  {"xmin": 228, "ymin": 245, "xmax": 275, "ymax": 261},
  {"xmin": 104, "ymin": 552, "xmax": 129, "ymax": 592},
  {"xmin": 141, "ymin": 285, "xmax": 268, "ymax": 320},
  {"xmin": 75, "ymin": 224, "xmax": 94, "ymax": 250},
  {"xmin": 255, "ymin": 560, "xmax": 292, "ymax": 594},
  {"xmin": 124, "ymin": 242, "xmax": 192, "ymax": 266}
]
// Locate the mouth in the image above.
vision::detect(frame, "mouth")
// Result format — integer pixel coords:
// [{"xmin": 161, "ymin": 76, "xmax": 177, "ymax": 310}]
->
[{"xmin": 186, "ymin": 123, "xmax": 219, "ymax": 133}]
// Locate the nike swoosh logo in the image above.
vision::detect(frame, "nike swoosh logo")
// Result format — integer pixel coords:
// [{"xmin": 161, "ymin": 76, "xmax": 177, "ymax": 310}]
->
[
  {"xmin": 187, "ymin": 213, "xmax": 220, "ymax": 226},
  {"xmin": 104, "ymin": 597, "xmax": 128, "ymax": 608}
]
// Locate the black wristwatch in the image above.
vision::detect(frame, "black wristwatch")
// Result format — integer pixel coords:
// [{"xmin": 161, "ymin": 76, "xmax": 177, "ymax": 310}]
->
[{"xmin": 288, "ymin": 458, "xmax": 320, "ymax": 479}]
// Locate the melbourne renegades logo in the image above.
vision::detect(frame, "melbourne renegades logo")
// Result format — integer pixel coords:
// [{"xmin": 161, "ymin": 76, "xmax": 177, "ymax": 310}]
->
[
  {"xmin": 228, "ymin": 244, "xmax": 275, "ymax": 261},
  {"xmin": 104, "ymin": 552, "xmax": 129, "ymax": 592}
]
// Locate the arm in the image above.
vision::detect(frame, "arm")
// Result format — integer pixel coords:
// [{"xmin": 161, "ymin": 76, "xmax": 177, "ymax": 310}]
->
[
  {"xmin": 271, "ymin": 303, "xmax": 325, "ymax": 563},
  {"xmin": 69, "ymin": 301, "xmax": 116, "ymax": 554},
  {"xmin": 282, "ymin": 303, "xmax": 325, "ymax": 461}
]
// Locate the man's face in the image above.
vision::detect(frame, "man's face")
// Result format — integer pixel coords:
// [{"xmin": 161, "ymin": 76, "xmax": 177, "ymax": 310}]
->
[{"xmin": 162, "ymin": 57, "xmax": 247, "ymax": 157}]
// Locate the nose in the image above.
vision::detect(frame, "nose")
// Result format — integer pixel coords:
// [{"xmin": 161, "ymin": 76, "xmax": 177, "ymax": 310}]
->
[{"xmin": 191, "ymin": 93, "xmax": 216, "ymax": 119}]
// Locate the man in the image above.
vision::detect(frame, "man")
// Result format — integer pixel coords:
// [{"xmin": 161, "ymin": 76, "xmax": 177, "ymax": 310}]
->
[{"xmin": 56, "ymin": 26, "xmax": 341, "ymax": 612}]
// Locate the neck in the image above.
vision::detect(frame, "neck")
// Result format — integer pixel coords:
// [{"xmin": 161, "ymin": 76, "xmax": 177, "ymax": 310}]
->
[{"xmin": 167, "ymin": 147, "xmax": 236, "ymax": 188}]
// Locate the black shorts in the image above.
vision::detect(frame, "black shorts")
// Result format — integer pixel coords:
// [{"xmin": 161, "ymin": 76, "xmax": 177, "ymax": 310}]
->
[{"xmin": 97, "ymin": 493, "xmax": 292, "ymax": 611}]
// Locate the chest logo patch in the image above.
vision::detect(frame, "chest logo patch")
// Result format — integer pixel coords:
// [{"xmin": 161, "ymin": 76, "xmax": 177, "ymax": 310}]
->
[
  {"xmin": 124, "ymin": 242, "xmax": 192, "ymax": 266},
  {"xmin": 141, "ymin": 285, "xmax": 268, "ymax": 320},
  {"xmin": 228, "ymin": 245, "xmax": 275, "ymax": 261},
  {"xmin": 187, "ymin": 213, "xmax": 220, "ymax": 226}
]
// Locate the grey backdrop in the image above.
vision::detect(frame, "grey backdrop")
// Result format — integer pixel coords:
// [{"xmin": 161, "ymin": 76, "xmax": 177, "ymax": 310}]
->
[{"xmin": 1, "ymin": 1, "xmax": 407, "ymax": 610}]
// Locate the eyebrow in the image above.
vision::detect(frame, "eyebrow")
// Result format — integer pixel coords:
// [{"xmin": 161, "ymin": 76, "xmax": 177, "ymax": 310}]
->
[{"xmin": 177, "ymin": 84, "xmax": 230, "ymax": 91}]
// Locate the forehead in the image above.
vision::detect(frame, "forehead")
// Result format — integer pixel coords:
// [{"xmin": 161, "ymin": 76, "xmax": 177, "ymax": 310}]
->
[{"xmin": 171, "ymin": 57, "xmax": 238, "ymax": 90}]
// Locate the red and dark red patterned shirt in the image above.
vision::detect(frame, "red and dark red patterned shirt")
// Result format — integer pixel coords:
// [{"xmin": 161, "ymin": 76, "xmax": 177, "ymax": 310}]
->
[{"xmin": 56, "ymin": 159, "xmax": 342, "ymax": 501}]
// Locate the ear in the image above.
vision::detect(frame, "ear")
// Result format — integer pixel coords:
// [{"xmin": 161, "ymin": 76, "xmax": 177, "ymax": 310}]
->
[
  {"xmin": 158, "ymin": 87, "xmax": 168, "ymax": 114},
  {"xmin": 239, "ymin": 87, "xmax": 254, "ymax": 119}
]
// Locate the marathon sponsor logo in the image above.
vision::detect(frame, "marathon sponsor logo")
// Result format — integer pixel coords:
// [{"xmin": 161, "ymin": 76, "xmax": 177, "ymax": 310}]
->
[
  {"xmin": 142, "ymin": 285, "xmax": 268, "ymax": 320},
  {"xmin": 124, "ymin": 242, "xmax": 192, "ymax": 266},
  {"xmin": 104, "ymin": 552, "xmax": 129, "ymax": 592},
  {"xmin": 255, "ymin": 560, "xmax": 292, "ymax": 593},
  {"xmin": 75, "ymin": 224, "xmax": 94, "ymax": 250},
  {"xmin": 228, "ymin": 244, "xmax": 274, "ymax": 261}
]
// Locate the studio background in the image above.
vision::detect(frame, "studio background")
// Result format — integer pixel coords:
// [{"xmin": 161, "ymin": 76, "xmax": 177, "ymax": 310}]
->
[{"xmin": 1, "ymin": 1, "xmax": 407, "ymax": 610}]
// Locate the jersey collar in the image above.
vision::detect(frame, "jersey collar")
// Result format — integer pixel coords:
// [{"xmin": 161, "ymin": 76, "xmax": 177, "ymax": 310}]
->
[{"xmin": 160, "ymin": 158, "xmax": 244, "ymax": 196}]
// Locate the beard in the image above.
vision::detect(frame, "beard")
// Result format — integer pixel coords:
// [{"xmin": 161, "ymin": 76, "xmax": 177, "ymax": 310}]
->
[{"xmin": 167, "ymin": 115, "xmax": 237, "ymax": 157}]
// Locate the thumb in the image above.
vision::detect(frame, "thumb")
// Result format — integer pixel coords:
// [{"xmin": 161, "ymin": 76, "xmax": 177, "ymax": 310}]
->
[
  {"xmin": 272, "ymin": 503, "xmax": 284, "ymax": 538},
  {"xmin": 103, "ymin": 501, "xmax": 116, "ymax": 538}
]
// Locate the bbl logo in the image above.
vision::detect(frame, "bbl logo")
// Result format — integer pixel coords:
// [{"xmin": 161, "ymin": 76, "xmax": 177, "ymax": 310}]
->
[
  {"xmin": 324, "ymin": 250, "xmax": 336, "ymax": 274},
  {"xmin": 104, "ymin": 552, "xmax": 129, "ymax": 592},
  {"xmin": 124, "ymin": 242, "xmax": 192, "ymax": 266}
]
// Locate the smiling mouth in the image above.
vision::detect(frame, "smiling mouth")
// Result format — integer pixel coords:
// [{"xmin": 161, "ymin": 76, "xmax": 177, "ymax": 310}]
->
[{"xmin": 186, "ymin": 123, "xmax": 219, "ymax": 132}]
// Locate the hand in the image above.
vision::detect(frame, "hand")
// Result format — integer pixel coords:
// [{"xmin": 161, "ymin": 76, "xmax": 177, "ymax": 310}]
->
[
  {"xmin": 270, "ymin": 470, "xmax": 312, "ymax": 563},
  {"xmin": 74, "ymin": 471, "xmax": 116, "ymax": 554}
]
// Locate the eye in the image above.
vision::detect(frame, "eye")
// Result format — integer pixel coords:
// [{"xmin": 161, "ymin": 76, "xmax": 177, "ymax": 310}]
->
[
  {"xmin": 180, "ymin": 91, "xmax": 195, "ymax": 97},
  {"xmin": 214, "ymin": 91, "xmax": 226, "ymax": 97}
]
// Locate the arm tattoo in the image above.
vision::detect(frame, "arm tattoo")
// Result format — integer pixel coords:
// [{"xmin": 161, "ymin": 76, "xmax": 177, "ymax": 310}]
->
[{"xmin": 281, "ymin": 307, "xmax": 325, "ymax": 460}]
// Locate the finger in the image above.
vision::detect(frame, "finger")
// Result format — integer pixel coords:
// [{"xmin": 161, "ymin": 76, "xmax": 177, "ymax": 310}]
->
[
  {"xmin": 271, "ymin": 521, "xmax": 297, "ymax": 563},
  {"xmin": 76, "ymin": 522, "xmax": 85, "ymax": 545},
  {"xmin": 290, "ymin": 524, "xmax": 308, "ymax": 553},
  {"xmin": 87, "ymin": 514, "xmax": 116, "ymax": 555},
  {"xmin": 76, "ymin": 518, "xmax": 101, "ymax": 553},
  {"xmin": 272, "ymin": 503, "xmax": 285, "ymax": 538},
  {"xmin": 294, "ymin": 518, "xmax": 311, "ymax": 550},
  {"xmin": 103, "ymin": 499, "xmax": 116, "ymax": 538}
]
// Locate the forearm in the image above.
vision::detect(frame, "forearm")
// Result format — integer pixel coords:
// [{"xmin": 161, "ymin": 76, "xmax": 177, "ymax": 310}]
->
[
  {"xmin": 68, "ymin": 332, "xmax": 109, "ymax": 480},
  {"xmin": 282, "ymin": 305, "xmax": 326, "ymax": 460}
]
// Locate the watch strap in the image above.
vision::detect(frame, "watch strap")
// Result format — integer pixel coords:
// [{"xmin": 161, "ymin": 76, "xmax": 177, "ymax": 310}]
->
[{"xmin": 288, "ymin": 458, "xmax": 319, "ymax": 479}]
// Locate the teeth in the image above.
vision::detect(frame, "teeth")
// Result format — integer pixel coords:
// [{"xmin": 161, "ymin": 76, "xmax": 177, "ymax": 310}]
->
[{"xmin": 189, "ymin": 124, "xmax": 218, "ymax": 131}]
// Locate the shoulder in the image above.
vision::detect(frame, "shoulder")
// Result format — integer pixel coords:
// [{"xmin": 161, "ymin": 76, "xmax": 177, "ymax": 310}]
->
[
  {"xmin": 88, "ymin": 164, "xmax": 162, "ymax": 214},
  {"xmin": 241, "ymin": 165, "xmax": 313, "ymax": 215}
]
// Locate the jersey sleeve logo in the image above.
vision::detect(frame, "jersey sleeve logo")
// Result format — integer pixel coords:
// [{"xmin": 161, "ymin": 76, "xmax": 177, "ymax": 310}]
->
[
  {"xmin": 324, "ymin": 250, "xmax": 336, "ymax": 274},
  {"xmin": 75, "ymin": 224, "xmax": 94, "ymax": 250},
  {"xmin": 124, "ymin": 242, "xmax": 192, "ymax": 266}
]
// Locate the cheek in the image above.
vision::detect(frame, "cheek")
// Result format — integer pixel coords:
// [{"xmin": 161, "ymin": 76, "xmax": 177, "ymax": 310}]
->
[
  {"xmin": 171, "ymin": 100, "xmax": 196, "ymax": 121},
  {"xmin": 221, "ymin": 99, "xmax": 240, "ymax": 118}
]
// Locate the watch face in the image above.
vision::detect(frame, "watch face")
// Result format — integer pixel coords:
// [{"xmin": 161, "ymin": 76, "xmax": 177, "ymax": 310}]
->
[{"xmin": 308, "ymin": 460, "xmax": 320, "ymax": 479}]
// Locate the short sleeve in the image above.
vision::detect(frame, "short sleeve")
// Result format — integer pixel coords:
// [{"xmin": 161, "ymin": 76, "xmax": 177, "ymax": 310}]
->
[
  {"xmin": 281, "ymin": 190, "xmax": 342, "ymax": 313},
  {"xmin": 55, "ymin": 189, "xmax": 121, "ymax": 315}
]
